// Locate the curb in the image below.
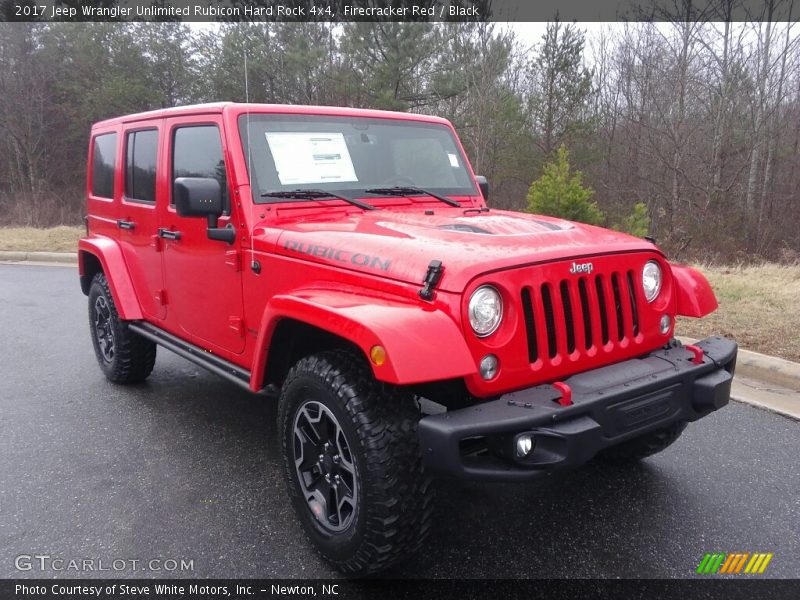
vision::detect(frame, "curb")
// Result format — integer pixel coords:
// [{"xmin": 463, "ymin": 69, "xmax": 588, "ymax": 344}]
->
[
  {"xmin": 0, "ymin": 250, "xmax": 77, "ymax": 264},
  {"xmin": 733, "ymin": 348, "xmax": 800, "ymax": 393},
  {"xmin": 678, "ymin": 336, "xmax": 800, "ymax": 392}
]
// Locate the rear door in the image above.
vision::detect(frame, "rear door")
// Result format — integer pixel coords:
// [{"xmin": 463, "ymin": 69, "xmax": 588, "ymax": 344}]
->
[
  {"xmin": 159, "ymin": 116, "xmax": 245, "ymax": 354},
  {"xmin": 117, "ymin": 123, "xmax": 166, "ymax": 320}
]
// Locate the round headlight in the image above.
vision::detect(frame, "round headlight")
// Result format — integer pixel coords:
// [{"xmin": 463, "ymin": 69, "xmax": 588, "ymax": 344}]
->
[
  {"xmin": 642, "ymin": 261, "xmax": 662, "ymax": 302},
  {"xmin": 468, "ymin": 285, "xmax": 503, "ymax": 337}
]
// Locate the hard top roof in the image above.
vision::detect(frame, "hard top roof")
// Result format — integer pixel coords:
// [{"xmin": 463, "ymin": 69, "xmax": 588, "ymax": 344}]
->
[{"xmin": 91, "ymin": 102, "xmax": 452, "ymax": 129}]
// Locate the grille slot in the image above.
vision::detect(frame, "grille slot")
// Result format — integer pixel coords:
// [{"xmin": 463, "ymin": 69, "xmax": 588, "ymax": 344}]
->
[
  {"xmin": 541, "ymin": 284, "xmax": 557, "ymax": 358},
  {"xmin": 521, "ymin": 287, "xmax": 538, "ymax": 363},
  {"xmin": 611, "ymin": 273, "xmax": 625, "ymax": 341},
  {"xmin": 626, "ymin": 270, "xmax": 640, "ymax": 336},
  {"xmin": 560, "ymin": 281, "xmax": 576, "ymax": 354},
  {"xmin": 578, "ymin": 278, "xmax": 593, "ymax": 349},
  {"xmin": 595, "ymin": 275, "xmax": 610, "ymax": 345},
  {"xmin": 522, "ymin": 268, "xmax": 642, "ymax": 365}
]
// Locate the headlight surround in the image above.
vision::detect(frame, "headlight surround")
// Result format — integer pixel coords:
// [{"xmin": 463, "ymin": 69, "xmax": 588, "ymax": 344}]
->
[
  {"xmin": 642, "ymin": 260, "xmax": 662, "ymax": 302},
  {"xmin": 468, "ymin": 285, "xmax": 503, "ymax": 337}
]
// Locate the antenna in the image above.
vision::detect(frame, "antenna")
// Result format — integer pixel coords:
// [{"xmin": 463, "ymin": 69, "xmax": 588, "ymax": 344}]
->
[
  {"xmin": 241, "ymin": 26, "xmax": 256, "ymax": 271},
  {"xmin": 243, "ymin": 38, "xmax": 253, "ymax": 175}
]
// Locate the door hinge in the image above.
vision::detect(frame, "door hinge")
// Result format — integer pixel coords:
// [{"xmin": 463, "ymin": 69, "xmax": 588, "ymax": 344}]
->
[
  {"xmin": 225, "ymin": 249, "xmax": 241, "ymax": 272},
  {"xmin": 155, "ymin": 289, "xmax": 167, "ymax": 306},
  {"xmin": 229, "ymin": 316, "xmax": 244, "ymax": 336},
  {"xmin": 150, "ymin": 234, "xmax": 163, "ymax": 252}
]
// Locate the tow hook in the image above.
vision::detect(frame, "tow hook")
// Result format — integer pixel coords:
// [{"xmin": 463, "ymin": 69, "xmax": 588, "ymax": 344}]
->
[{"xmin": 419, "ymin": 260, "xmax": 444, "ymax": 301}]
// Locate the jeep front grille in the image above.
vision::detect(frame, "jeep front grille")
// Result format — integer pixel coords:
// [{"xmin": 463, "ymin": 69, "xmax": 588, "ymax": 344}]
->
[{"xmin": 520, "ymin": 270, "xmax": 641, "ymax": 364}]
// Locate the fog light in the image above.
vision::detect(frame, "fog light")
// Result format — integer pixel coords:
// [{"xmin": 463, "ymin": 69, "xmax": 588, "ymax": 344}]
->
[
  {"xmin": 479, "ymin": 354, "xmax": 498, "ymax": 380},
  {"xmin": 660, "ymin": 314, "xmax": 671, "ymax": 335},
  {"xmin": 516, "ymin": 434, "xmax": 534, "ymax": 458}
]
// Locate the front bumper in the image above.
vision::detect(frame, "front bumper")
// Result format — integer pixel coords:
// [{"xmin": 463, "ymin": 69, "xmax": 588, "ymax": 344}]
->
[{"xmin": 418, "ymin": 336, "xmax": 737, "ymax": 481}]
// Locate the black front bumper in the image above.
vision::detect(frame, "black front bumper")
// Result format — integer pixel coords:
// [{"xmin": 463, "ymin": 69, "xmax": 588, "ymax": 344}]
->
[{"xmin": 418, "ymin": 336, "xmax": 737, "ymax": 481}]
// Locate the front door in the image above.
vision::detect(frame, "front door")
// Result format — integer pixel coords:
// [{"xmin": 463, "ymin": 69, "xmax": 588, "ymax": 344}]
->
[{"xmin": 159, "ymin": 117, "xmax": 245, "ymax": 355}]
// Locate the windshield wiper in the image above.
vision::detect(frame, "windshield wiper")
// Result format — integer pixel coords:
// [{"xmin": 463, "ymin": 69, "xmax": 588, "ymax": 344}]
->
[
  {"xmin": 364, "ymin": 186, "xmax": 460, "ymax": 208},
  {"xmin": 260, "ymin": 189, "xmax": 376, "ymax": 211}
]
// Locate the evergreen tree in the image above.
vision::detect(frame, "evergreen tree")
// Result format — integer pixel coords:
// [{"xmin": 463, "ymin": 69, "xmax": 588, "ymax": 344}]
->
[
  {"xmin": 526, "ymin": 145, "xmax": 603, "ymax": 225},
  {"xmin": 614, "ymin": 203, "xmax": 651, "ymax": 237},
  {"xmin": 529, "ymin": 21, "xmax": 594, "ymax": 155}
]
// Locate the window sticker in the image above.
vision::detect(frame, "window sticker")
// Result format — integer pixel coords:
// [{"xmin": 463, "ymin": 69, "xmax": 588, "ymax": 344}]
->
[
  {"xmin": 447, "ymin": 152, "xmax": 459, "ymax": 168},
  {"xmin": 265, "ymin": 132, "xmax": 358, "ymax": 185}
]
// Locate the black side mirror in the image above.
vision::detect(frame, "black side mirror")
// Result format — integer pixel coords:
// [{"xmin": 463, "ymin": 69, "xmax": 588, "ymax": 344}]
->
[
  {"xmin": 174, "ymin": 177, "xmax": 235, "ymax": 244},
  {"xmin": 174, "ymin": 177, "xmax": 223, "ymax": 223},
  {"xmin": 475, "ymin": 175, "xmax": 489, "ymax": 201}
]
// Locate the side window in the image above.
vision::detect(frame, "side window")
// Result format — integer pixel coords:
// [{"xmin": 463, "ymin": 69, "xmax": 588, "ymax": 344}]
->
[
  {"xmin": 125, "ymin": 129, "xmax": 158, "ymax": 203},
  {"xmin": 172, "ymin": 125, "xmax": 228, "ymax": 210},
  {"xmin": 91, "ymin": 133, "xmax": 117, "ymax": 198}
]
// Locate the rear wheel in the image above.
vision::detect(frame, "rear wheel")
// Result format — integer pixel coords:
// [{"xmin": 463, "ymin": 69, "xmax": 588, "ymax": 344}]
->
[
  {"xmin": 88, "ymin": 273, "xmax": 156, "ymax": 384},
  {"xmin": 278, "ymin": 350, "xmax": 433, "ymax": 575},
  {"xmin": 597, "ymin": 421, "xmax": 688, "ymax": 462}
]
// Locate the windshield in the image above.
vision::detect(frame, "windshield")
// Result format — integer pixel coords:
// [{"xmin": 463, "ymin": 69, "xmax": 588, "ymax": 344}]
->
[{"xmin": 238, "ymin": 114, "xmax": 477, "ymax": 203}]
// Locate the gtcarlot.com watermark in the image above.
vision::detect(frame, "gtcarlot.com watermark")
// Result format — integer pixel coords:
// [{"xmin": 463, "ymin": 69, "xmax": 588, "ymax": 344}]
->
[{"xmin": 15, "ymin": 554, "xmax": 194, "ymax": 573}]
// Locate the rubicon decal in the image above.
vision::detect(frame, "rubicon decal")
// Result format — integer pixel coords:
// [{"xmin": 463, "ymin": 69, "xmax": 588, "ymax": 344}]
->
[
  {"xmin": 283, "ymin": 240, "xmax": 391, "ymax": 271},
  {"xmin": 696, "ymin": 552, "xmax": 774, "ymax": 575}
]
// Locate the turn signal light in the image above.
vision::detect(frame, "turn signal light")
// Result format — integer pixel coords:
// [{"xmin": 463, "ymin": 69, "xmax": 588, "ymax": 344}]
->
[{"xmin": 369, "ymin": 345, "xmax": 387, "ymax": 366}]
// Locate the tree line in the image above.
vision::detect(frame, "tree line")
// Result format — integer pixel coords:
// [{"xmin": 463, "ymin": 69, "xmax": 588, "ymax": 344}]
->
[{"xmin": 1, "ymin": 16, "xmax": 798, "ymax": 263}]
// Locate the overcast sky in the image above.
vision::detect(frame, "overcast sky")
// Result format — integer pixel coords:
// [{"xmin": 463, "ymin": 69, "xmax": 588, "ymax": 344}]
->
[
  {"xmin": 188, "ymin": 21, "xmax": 614, "ymax": 49},
  {"xmin": 187, "ymin": 21, "xmax": 622, "ymax": 60}
]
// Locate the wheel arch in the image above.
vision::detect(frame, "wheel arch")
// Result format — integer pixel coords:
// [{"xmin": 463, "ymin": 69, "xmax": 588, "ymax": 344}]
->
[
  {"xmin": 262, "ymin": 318, "xmax": 366, "ymax": 388},
  {"xmin": 250, "ymin": 290, "xmax": 476, "ymax": 391},
  {"xmin": 78, "ymin": 238, "xmax": 143, "ymax": 320},
  {"xmin": 670, "ymin": 264, "xmax": 718, "ymax": 318},
  {"xmin": 79, "ymin": 251, "xmax": 103, "ymax": 295}
]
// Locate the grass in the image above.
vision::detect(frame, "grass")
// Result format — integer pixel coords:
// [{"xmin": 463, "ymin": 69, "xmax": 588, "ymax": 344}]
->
[
  {"xmin": 0, "ymin": 227, "xmax": 797, "ymax": 362},
  {"xmin": 0, "ymin": 226, "xmax": 83, "ymax": 253},
  {"xmin": 677, "ymin": 263, "xmax": 800, "ymax": 363}
]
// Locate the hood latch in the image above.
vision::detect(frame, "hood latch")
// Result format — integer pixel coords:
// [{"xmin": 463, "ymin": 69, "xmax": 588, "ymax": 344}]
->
[{"xmin": 419, "ymin": 260, "xmax": 444, "ymax": 301}]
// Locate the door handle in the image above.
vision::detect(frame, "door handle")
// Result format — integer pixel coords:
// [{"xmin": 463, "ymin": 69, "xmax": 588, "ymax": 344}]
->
[
  {"xmin": 117, "ymin": 219, "xmax": 135, "ymax": 230},
  {"xmin": 157, "ymin": 228, "xmax": 181, "ymax": 241}
]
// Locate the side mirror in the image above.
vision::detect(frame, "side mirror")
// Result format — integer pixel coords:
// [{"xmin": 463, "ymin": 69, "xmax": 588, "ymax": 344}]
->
[
  {"xmin": 174, "ymin": 177, "xmax": 223, "ymax": 223},
  {"xmin": 475, "ymin": 175, "xmax": 489, "ymax": 201},
  {"xmin": 174, "ymin": 177, "xmax": 235, "ymax": 244}
]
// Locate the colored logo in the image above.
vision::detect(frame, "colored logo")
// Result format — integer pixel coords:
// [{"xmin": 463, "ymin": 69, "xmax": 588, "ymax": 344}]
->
[{"xmin": 696, "ymin": 552, "xmax": 774, "ymax": 575}]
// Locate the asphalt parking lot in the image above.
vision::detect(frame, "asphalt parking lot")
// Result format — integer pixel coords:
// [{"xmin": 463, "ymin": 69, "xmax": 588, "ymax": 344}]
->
[{"xmin": 1, "ymin": 263, "xmax": 798, "ymax": 579}]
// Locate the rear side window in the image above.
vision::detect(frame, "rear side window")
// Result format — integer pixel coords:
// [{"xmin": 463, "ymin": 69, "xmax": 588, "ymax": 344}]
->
[
  {"xmin": 172, "ymin": 125, "xmax": 228, "ymax": 209},
  {"xmin": 91, "ymin": 133, "xmax": 117, "ymax": 198},
  {"xmin": 125, "ymin": 129, "xmax": 158, "ymax": 203}
]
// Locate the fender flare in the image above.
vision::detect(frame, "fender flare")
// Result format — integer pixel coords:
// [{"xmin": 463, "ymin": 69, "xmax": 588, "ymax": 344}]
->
[
  {"xmin": 670, "ymin": 264, "xmax": 718, "ymax": 318},
  {"xmin": 78, "ymin": 237, "xmax": 143, "ymax": 320},
  {"xmin": 250, "ymin": 289, "xmax": 476, "ymax": 391}
]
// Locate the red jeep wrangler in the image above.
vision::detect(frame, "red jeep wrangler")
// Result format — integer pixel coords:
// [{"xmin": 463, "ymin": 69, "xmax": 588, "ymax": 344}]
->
[{"xmin": 80, "ymin": 103, "xmax": 736, "ymax": 574}]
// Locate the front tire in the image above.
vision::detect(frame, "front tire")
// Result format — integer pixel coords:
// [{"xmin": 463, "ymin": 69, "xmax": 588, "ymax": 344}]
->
[
  {"xmin": 278, "ymin": 350, "xmax": 433, "ymax": 575},
  {"xmin": 88, "ymin": 273, "xmax": 156, "ymax": 384}
]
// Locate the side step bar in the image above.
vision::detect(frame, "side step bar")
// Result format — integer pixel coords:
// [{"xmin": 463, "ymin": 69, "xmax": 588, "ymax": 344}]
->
[{"xmin": 128, "ymin": 322, "xmax": 253, "ymax": 392}]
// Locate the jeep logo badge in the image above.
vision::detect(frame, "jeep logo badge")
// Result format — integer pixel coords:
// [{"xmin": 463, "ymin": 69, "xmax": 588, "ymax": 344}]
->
[{"xmin": 569, "ymin": 261, "xmax": 594, "ymax": 275}]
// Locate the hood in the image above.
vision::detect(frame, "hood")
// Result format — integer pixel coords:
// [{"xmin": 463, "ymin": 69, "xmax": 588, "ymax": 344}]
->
[{"xmin": 254, "ymin": 206, "xmax": 658, "ymax": 292}]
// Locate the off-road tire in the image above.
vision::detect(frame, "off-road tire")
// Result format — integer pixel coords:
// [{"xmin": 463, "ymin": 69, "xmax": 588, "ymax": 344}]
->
[
  {"xmin": 597, "ymin": 421, "xmax": 688, "ymax": 462},
  {"xmin": 278, "ymin": 350, "xmax": 434, "ymax": 576},
  {"xmin": 88, "ymin": 272, "xmax": 156, "ymax": 384}
]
